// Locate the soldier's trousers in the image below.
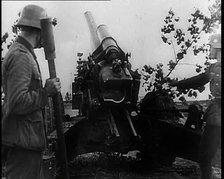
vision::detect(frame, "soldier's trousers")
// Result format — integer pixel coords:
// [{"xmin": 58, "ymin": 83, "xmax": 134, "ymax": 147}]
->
[
  {"xmin": 198, "ymin": 125, "xmax": 221, "ymax": 179},
  {"xmin": 5, "ymin": 147, "xmax": 44, "ymax": 179}
]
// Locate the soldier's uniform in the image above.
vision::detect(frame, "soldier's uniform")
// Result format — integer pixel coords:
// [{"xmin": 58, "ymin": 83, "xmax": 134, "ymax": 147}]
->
[
  {"xmin": 1, "ymin": 5, "xmax": 49, "ymax": 179},
  {"xmin": 174, "ymin": 34, "xmax": 221, "ymax": 179}
]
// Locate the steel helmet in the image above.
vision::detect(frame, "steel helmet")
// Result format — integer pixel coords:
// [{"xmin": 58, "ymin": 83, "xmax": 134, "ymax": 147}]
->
[
  {"xmin": 208, "ymin": 34, "xmax": 221, "ymax": 49},
  {"xmin": 16, "ymin": 4, "xmax": 48, "ymax": 29}
]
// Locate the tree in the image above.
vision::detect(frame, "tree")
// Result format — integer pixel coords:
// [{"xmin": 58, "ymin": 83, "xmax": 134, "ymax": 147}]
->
[{"xmin": 142, "ymin": 0, "xmax": 221, "ymax": 101}]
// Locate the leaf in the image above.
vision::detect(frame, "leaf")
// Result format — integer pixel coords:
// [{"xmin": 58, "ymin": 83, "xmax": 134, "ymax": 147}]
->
[
  {"xmin": 175, "ymin": 17, "xmax": 179, "ymax": 22},
  {"xmin": 168, "ymin": 60, "xmax": 176, "ymax": 70},
  {"xmin": 161, "ymin": 36, "xmax": 168, "ymax": 43},
  {"xmin": 52, "ymin": 18, "xmax": 57, "ymax": 26},
  {"xmin": 77, "ymin": 52, "xmax": 83, "ymax": 57},
  {"xmin": 1, "ymin": 32, "xmax": 9, "ymax": 44},
  {"xmin": 185, "ymin": 41, "xmax": 191, "ymax": 47},
  {"xmin": 188, "ymin": 90, "xmax": 192, "ymax": 97},
  {"xmin": 179, "ymin": 96, "xmax": 186, "ymax": 102},
  {"xmin": 197, "ymin": 86, "xmax": 205, "ymax": 93},
  {"xmin": 177, "ymin": 52, "xmax": 184, "ymax": 60},
  {"xmin": 196, "ymin": 68, "xmax": 201, "ymax": 73},
  {"xmin": 192, "ymin": 91, "xmax": 197, "ymax": 97},
  {"xmin": 12, "ymin": 25, "xmax": 18, "ymax": 34}
]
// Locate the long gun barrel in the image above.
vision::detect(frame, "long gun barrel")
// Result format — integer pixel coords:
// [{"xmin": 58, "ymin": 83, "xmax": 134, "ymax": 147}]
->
[{"xmin": 84, "ymin": 11, "xmax": 101, "ymax": 50}]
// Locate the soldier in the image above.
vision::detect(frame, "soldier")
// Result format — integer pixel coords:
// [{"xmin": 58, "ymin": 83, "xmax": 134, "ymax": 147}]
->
[
  {"xmin": 171, "ymin": 33, "xmax": 221, "ymax": 179},
  {"xmin": 1, "ymin": 5, "xmax": 61, "ymax": 179}
]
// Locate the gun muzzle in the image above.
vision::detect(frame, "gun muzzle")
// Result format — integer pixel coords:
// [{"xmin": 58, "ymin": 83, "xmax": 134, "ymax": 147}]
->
[{"xmin": 96, "ymin": 24, "xmax": 119, "ymax": 55}]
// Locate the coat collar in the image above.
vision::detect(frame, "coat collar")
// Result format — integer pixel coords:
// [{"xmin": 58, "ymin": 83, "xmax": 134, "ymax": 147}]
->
[
  {"xmin": 16, "ymin": 36, "xmax": 42, "ymax": 75},
  {"xmin": 16, "ymin": 36, "xmax": 37, "ymax": 60}
]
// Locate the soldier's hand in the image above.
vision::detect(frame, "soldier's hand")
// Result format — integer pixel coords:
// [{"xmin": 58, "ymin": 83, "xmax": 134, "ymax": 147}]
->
[
  {"xmin": 169, "ymin": 81, "xmax": 187, "ymax": 91},
  {"xmin": 44, "ymin": 78, "xmax": 61, "ymax": 96},
  {"xmin": 169, "ymin": 81, "xmax": 178, "ymax": 87}
]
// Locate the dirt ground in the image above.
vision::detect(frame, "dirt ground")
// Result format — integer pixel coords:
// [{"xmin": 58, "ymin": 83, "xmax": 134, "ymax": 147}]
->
[
  {"xmin": 40, "ymin": 149, "xmax": 221, "ymax": 179},
  {"xmin": 1, "ymin": 135, "xmax": 221, "ymax": 179},
  {"xmin": 66, "ymin": 151, "xmax": 221, "ymax": 179}
]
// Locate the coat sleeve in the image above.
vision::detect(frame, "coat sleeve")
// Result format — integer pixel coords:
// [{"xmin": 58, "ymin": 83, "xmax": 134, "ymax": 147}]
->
[
  {"xmin": 6, "ymin": 52, "xmax": 48, "ymax": 115},
  {"xmin": 175, "ymin": 73, "xmax": 210, "ymax": 90}
]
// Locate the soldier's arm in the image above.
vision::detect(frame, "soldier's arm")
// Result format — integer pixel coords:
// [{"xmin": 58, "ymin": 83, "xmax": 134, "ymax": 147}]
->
[
  {"xmin": 173, "ymin": 73, "xmax": 210, "ymax": 90},
  {"xmin": 6, "ymin": 52, "xmax": 48, "ymax": 115}
]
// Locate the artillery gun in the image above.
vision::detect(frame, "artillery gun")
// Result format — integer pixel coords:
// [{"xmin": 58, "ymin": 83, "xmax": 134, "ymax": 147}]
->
[
  {"xmin": 66, "ymin": 11, "xmax": 141, "ymax": 160},
  {"xmin": 65, "ymin": 11, "xmax": 204, "ymax": 166}
]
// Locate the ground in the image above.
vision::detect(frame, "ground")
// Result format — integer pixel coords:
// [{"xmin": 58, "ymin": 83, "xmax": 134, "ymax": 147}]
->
[
  {"xmin": 2, "ymin": 151, "xmax": 221, "ymax": 179},
  {"xmin": 40, "ymin": 150, "xmax": 221, "ymax": 179}
]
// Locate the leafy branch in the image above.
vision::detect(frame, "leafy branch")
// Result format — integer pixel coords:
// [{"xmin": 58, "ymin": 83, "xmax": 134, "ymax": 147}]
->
[{"xmin": 142, "ymin": 0, "xmax": 221, "ymax": 100}]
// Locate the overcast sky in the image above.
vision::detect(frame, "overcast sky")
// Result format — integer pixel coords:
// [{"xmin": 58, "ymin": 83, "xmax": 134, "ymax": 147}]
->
[{"xmin": 2, "ymin": 0, "xmax": 218, "ymax": 100}]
